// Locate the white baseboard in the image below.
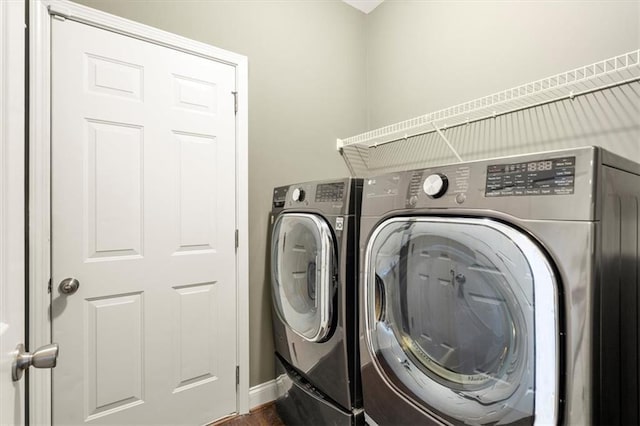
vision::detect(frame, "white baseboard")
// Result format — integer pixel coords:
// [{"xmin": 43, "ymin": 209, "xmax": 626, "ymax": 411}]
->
[{"xmin": 249, "ymin": 379, "xmax": 278, "ymax": 410}]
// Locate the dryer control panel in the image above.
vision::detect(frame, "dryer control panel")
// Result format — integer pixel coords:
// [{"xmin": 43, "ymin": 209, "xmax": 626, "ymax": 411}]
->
[{"xmin": 274, "ymin": 178, "xmax": 360, "ymax": 217}]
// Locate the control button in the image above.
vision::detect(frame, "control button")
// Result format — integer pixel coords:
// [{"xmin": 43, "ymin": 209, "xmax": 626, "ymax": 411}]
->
[
  {"xmin": 455, "ymin": 193, "xmax": 466, "ymax": 204},
  {"xmin": 292, "ymin": 188, "xmax": 305, "ymax": 202},
  {"xmin": 409, "ymin": 195, "xmax": 418, "ymax": 206},
  {"xmin": 423, "ymin": 174, "xmax": 448, "ymax": 198}
]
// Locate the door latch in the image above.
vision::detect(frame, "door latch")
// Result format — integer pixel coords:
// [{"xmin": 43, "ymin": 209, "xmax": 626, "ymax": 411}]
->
[{"xmin": 58, "ymin": 277, "xmax": 80, "ymax": 295}]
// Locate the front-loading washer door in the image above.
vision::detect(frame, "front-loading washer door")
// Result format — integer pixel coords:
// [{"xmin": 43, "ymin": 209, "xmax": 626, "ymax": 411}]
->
[
  {"xmin": 272, "ymin": 213, "xmax": 335, "ymax": 343},
  {"xmin": 365, "ymin": 217, "xmax": 559, "ymax": 425}
]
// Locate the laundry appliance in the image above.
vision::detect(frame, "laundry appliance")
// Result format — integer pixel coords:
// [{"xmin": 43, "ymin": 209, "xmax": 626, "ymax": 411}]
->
[
  {"xmin": 359, "ymin": 147, "xmax": 640, "ymax": 425},
  {"xmin": 271, "ymin": 178, "xmax": 363, "ymax": 425}
]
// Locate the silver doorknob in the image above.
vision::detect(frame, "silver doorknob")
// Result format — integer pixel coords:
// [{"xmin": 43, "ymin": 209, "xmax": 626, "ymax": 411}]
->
[
  {"xmin": 59, "ymin": 277, "xmax": 80, "ymax": 295},
  {"xmin": 12, "ymin": 343, "xmax": 59, "ymax": 381}
]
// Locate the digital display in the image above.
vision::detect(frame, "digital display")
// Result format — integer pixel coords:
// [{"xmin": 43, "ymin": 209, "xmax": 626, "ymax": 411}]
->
[
  {"xmin": 315, "ymin": 182, "xmax": 345, "ymax": 202},
  {"xmin": 272, "ymin": 186, "xmax": 289, "ymax": 208},
  {"xmin": 485, "ymin": 156, "xmax": 575, "ymax": 197},
  {"xmin": 527, "ymin": 161, "xmax": 553, "ymax": 172}
]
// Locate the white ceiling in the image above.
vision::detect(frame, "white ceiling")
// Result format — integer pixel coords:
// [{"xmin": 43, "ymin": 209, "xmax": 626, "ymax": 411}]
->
[{"xmin": 342, "ymin": 0, "xmax": 384, "ymax": 14}]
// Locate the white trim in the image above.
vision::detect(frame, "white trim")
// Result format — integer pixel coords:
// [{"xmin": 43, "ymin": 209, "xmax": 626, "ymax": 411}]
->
[
  {"xmin": 29, "ymin": 1, "xmax": 53, "ymax": 424},
  {"xmin": 235, "ymin": 52, "xmax": 250, "ymax": 415},
  {"xmin": 1, "ymin": 0, "xmax": 26, "ymax": 424},
  {"xmin": 46, "ymin": 1, "xmax": 246, "ymax": 66},
  {"xmin": 249, "ymin": 380, "xmax": 279, "ymax": 410},
  {"xmin": 29, "ymin": 0, "xmax": 250, "ymax": 421},
  {"xmin": 341, "ymin": 0, "xmax": 385, "ymax": 14},
  {"xmin": 364, "ymin": 412, "xmax": 380, "ymax": 426}
]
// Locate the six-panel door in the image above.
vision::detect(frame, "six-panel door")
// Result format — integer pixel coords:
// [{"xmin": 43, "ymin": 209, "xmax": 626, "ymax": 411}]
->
[{"xmin": 51, "ymin": 18, "xmax": 238, "ymax": 425}]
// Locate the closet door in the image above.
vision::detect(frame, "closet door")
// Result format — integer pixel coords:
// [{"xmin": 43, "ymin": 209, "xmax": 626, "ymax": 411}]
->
[{"xmin": 51, "ymin": 17, "xmax": 238, "ymax": 425}]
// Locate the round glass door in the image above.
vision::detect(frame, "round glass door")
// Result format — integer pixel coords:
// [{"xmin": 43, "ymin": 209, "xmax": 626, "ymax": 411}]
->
[
  {"xmin": 271, "ymin": 213, "xmax": 335, "ymax": 342},
  {"xmin": 365, "ymin": 217, "xmax": 558, "ymax": 425}
]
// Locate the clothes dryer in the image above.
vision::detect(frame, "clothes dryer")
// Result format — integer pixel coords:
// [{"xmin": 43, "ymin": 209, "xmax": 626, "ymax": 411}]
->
[
  {"xmin": 271, "ymin": 178, "xmax": 363, "ymax": 425},
  {"xmin": 359, "ymin": 147, "xmax": 640, "ymax": 425}
]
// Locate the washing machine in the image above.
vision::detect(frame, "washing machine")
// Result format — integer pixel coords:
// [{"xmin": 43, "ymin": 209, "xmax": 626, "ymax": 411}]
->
[
  {"xmin": 359, "ymin": 146, "xmax": 640, "ymax": 425},
  {"xmin": 270, "ymin": 178, "xmax": 363, "ymax": 425}
]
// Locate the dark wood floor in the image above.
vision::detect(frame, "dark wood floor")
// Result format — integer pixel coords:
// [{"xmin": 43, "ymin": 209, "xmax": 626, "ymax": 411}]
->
[{"xmin": 212, "ymin": 403, "xmax": 285, "ymax": 426}]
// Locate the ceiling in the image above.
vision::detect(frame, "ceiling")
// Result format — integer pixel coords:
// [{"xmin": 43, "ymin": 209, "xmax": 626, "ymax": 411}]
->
[{"xmin": 342, "ymin": 0, "xmax": 384, "ymax": 14}]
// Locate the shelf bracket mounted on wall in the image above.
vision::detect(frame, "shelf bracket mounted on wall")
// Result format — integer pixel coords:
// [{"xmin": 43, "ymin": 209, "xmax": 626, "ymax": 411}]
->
[
  {"xmin": 337, "ymin": 138, "xmax": 361, "ymax": 177},
  {"xmin": 431, "ymin": 122, "xmax": 463, "ymax": 163}
]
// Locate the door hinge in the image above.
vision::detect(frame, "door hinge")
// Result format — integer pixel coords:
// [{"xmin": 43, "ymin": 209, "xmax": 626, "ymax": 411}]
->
[
  {"xmin": 236, "ymin": 365, "xmax": 240, "ymax": 386},
  {"xmin": 231, "ymin": 91, "xmax": 238, "ymax": 115},
  {"xmin": 235, "ymin": 229, "xmax": 239, "ymax": 250}
]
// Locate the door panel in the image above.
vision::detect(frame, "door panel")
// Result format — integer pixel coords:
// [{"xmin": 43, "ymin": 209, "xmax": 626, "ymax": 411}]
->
[
  {"xmin": 86, "ymin": 293, "xmax": 144, "ymax": 418},
  {"xmin": 86, "ymin": 120, "xmax": 143, "ymax": 260},
  {"xmin": 174, "ymin": 132, "xmax": 218, "ymax": 253},
  {"xmin": 52, "ymin": 18, "xmax": 237, "ymax": 425}
]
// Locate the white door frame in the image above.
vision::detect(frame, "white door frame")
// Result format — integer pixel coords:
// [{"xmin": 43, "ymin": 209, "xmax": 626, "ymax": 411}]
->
[
  {"xmin": 1, "ymin": 0, "xmax": 25, "ymax": 424},
  {"xmin": 28, "ymin": 1, "xmax": 249, "ymax": 424}
]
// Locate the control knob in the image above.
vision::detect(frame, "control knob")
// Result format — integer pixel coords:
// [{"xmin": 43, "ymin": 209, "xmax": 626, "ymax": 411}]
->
[
  {"xmin": 292, "ymin": 188, "xmax": 305, "ymax": 202},
  {"xmin": 423, "ymin": 173, "xmax": 448, "ymax": 198}
]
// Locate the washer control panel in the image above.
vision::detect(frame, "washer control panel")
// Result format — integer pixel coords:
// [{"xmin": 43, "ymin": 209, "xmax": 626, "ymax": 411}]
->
[
  {"xmin": 423, "ymin": 173, "xmax": 449, "ymax": 198},
  {"xmin": 315, "ymin": 182, "xmax": 345, "ymax": 203},
  {"xmin": 367, "ymin": 148, "xmax": 594, "ymax": 222},
  {"xmin": 485, "ymin": 156, "xmax": 575, "ymax": 197},
  {"xmin": 404, "ymin": 168, "xmax": 460, "ymax": 207}
]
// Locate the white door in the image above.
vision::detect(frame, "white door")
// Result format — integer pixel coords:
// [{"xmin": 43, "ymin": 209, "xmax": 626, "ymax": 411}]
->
[
  {"xmin": 51, "ymin": 18, "xmax": 238, "ymax": 425},
  {"xmin": 0, "ymin": 0, "xmax": 25, "ymax": 425}
]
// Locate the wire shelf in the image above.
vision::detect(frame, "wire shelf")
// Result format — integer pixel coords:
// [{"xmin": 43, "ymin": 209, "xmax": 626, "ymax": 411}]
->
[{"xmin": 338, "ymin": 49, "xmax": 640, "ymax": 177}]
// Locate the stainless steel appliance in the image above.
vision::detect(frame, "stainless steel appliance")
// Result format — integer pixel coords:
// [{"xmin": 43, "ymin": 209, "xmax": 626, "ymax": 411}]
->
[
  {"xmin": 271, "ymin": 178, "xmax": 363, "ymax": 425},
  {"xmin": 359, "ymin": 147, "xmax": 640, "ymax": 425}
]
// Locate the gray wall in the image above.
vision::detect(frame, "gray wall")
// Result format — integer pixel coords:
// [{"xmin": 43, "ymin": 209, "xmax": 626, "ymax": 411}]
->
[
  {"xmin": 70, "ymin": 0, "xmax": 639, "ymax": 389},
  {"xmin": 365, "ymin": 0, "xmax": 640, "ymax": 129},
  {"xmin": 71, "ymin": 0, "xmax": 365, "ymax": 387}
]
